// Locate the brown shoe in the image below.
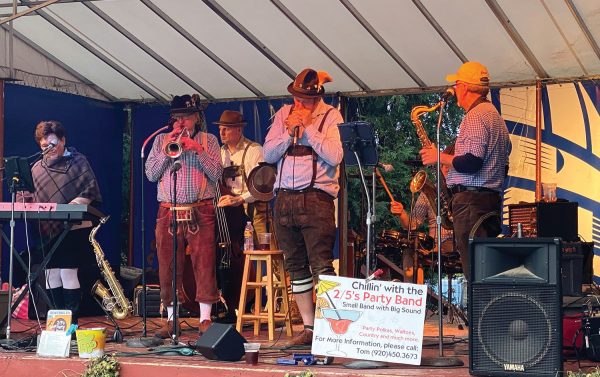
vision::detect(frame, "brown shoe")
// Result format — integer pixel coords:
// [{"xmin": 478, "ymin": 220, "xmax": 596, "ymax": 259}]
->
[
  {"xmin": 155, "ymin": 322, "xmax": 181, "ymax": 339},
  {"xmin": 286, "ymin": 328, "xmax": 313, "ymax": 347},
  {"xmin": 199, "ymin": 319, "xmax": 212, "ymax": 335}
]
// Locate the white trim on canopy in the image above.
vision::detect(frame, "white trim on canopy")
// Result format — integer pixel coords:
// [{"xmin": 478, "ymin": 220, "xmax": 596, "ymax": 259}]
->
[{"xmin": 1, "ymin": 0, "xmax": 599, "ymax": 102}]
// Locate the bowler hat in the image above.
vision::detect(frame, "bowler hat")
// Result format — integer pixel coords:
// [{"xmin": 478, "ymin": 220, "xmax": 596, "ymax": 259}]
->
[
  {"xmin": 212, "ymin": 110, "xmax": 246, "ymax": 127},
  {"xmin": 287, "ymin": 68, "xmax": 332, "ymax": 99},
  {"xmin": 170, "ymin": 94, "xmax": 201, "ymax": 116},
  {"xmin": 247, "ymin": 163, "xmax": 277, "ymax": 202}
]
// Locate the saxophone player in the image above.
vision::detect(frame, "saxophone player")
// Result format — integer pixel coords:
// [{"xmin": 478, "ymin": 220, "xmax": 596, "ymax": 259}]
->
[
  {"xmin": 18, "ymin": 121, "xmax": 102, "ymax": 324},
  {"xmin": 391, "ymin": 145, "xmax": 455, "ymax": 280},
  {"xmin": 146, "ymin": 95, "xmax": 223, "ymax": 338},
  {"xmin": 419, "ymin": 62, "xmax": 511, "ymax": 281}
]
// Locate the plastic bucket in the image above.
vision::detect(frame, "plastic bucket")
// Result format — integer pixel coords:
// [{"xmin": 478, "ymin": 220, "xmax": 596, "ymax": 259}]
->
[{"xmin": 76, "ymin": 328, "xmax": 106, "ymax": 358}]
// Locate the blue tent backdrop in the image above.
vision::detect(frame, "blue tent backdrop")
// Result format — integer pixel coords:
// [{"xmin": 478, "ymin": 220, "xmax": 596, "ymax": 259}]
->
[{"xmin": 2, "ymin": 83, "xmax": 124, "ymax": 281}]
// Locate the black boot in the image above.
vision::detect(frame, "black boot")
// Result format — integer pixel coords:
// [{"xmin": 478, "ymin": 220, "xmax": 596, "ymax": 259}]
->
[
  {"xmin": 63, "ymin": 288, "xmax": 81, "ymax": 324},
  {"xmin": 48, "ymin": 287, "xmax": 65, "ymax": 310}
]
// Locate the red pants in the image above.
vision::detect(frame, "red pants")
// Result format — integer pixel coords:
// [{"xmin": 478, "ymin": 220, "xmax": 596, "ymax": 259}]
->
[{"xmin": 155, "ymin": 203, "xmax": 219, "ymax": 305}]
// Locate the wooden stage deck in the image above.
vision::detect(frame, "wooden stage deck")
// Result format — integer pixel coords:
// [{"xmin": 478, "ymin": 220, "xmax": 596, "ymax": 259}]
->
[{"xmin": 0, "ymin": 314, "xmax": 596, "ymax": 376}]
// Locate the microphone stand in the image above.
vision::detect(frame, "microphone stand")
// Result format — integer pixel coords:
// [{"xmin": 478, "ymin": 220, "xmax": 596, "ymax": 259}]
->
[
  {"xmin": 0, "ymin": 178, "xmax": 18, "ymax": 345},
  {"xmin": 126, "ymin": 124, "xmax": 169, "ymax": 348},
  {"xmin": 169, "ymin": 162, "xmax": 180, "ymax": 345},
  {"xmin": 353, "ymin": 152, "xmax": 372, "ymax": 278},
  {"xmin": 420, "ymin": 98, "xmax": 463, "ymax": 367}
]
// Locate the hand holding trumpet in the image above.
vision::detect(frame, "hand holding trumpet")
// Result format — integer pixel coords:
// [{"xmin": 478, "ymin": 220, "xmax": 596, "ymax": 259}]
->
[{"xmin": 163, "ymin": 127, "xmax": 203, "ymax": 157}]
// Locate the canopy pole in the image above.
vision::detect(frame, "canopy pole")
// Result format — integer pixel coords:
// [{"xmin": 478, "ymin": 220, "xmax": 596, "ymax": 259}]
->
[
  {"xmin": 0, "ymin": 79, "xmax": 5, "ymax": 265},
  {"xmin": 535, "ymin": 81, "xmax": 542, "ymax": 202},
  {"xmin": 0, "ymin": 0, "xmax": 61, "ymax": 26}
]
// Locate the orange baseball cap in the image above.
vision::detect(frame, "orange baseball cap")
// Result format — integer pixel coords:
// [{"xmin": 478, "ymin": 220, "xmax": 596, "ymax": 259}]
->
[{"xmin": 446, "ymin": 61, "xmax": 490, "ymax": 86}]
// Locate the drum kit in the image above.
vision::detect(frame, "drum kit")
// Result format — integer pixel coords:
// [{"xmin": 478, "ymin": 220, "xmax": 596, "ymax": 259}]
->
[{"xmin": 375, "ymin": 229, "xmax": 462, "ymax": 275}]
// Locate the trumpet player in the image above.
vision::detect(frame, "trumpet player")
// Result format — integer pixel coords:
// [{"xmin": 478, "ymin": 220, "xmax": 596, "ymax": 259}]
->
[
  {"xmin": 145, "ymin": 95, "xmax": 222, "ymax": 339},
  {"xmin": 419, "ymin": 62, "xmax": 511, "ymax": 281}
]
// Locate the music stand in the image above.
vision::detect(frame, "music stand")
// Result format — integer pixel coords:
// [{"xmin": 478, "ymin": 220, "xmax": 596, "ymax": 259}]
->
[
  {"xmin": 1, "ymin": 157, "xmax": 34, "ymax": 344},
  {"xmin": 338, "ymin": 121, "xmax": 378, "ymax": 277},
  {"xmin": 338, "ymin": 121, "xmax": 388, "ymax": 369}
]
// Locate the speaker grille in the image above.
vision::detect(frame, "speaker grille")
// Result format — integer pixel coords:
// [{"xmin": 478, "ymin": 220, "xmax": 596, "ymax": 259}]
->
[{"xmin": 471, "ymin": 285, "xmax": 561, "ymax": 376}]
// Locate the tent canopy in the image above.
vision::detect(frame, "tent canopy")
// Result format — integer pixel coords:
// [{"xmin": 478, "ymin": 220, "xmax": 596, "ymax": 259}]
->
[{"xmin": 1, "ymin": 0, "xmax": 600, "ymax": 102}]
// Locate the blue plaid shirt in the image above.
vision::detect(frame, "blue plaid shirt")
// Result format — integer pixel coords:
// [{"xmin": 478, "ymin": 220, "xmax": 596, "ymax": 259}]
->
[
  {"xmin": 411, "ymin": 193, "xmax": 453, "ymax": 244},
  {"xmin": 447, "ymin": 101, "xmax": 511, "ymax": 191},
  {"xmin": 145, "ymin": 131, "xmax": 222, "ymax": 203}
]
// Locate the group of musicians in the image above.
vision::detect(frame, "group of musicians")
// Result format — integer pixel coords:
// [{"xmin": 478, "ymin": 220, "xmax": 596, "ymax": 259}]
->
[{"xmin": 22, "ymin": 61, "xmax": 511, "ymax": 347}]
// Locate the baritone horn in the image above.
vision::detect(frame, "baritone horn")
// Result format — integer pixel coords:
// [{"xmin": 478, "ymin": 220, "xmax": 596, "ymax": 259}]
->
[{"xmin": 164, "ymin": 128, "xmax": 190, "ymax": 159}]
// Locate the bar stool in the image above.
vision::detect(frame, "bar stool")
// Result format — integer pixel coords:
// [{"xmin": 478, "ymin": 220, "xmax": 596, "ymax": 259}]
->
[{"xmin": 236, "ymin": 249, "xmax": 293, "ymax": 340}]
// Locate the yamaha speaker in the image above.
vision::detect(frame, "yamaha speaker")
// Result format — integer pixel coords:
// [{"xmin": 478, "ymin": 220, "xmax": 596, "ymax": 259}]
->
[
  {"xmin": 195, "ymin": 323, "xmax": 246, "ymax": 361},
  {"xmin": 469, "ymin": 238, "xmax": 562, "ymax": 377}
]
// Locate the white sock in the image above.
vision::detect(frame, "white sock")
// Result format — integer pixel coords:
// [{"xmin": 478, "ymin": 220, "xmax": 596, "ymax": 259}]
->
[
  {"xmin": 167, "ymin": 306, "xmax": 174, "ymax": 321},
  {"xmin": 199, "ymin": 302, "xmax": 212, "ymax": 322}
]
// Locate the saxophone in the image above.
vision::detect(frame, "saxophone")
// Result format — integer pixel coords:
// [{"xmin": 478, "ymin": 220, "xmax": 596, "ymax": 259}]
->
[
  {"xmin": 410, "ymin": 104, "xmax": 453, "ymax": 230},
  {"xmin": 90, "ymin": 216, "xmax": 132, "ymax": 320}
]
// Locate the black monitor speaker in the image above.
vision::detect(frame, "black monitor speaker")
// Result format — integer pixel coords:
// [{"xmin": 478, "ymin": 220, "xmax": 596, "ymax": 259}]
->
[
  {"xmin": 469, "ymin": 238, "xmax": 562, "ymax": 377},
  {"xmin": 195, "ymin": 323, "xmax": 246, "ymax": 361}
]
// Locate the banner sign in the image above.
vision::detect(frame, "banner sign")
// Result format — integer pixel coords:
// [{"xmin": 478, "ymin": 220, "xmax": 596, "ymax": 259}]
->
[{"xmin": 312, "ymin": 275, "xmax": 427, "ymax": 365}]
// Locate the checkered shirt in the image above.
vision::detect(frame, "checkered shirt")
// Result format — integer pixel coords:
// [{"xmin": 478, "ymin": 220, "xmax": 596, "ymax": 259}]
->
[
  {"xmin": 145, "ymin": 131, "xmax": 222, "ymax": 203},
  {"xmin": 410, "ymin": 193, "xmax": 453, "ymax": 243},
  {"xmin": 446, "ymin": 101, "xmax": 511, "ymax": 191}
]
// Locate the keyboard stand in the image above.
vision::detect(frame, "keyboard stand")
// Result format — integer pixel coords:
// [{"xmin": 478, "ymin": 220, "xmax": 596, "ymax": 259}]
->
[{"xmin": 0, "ymin": 221, "xmax": 73, "ymax": 324}]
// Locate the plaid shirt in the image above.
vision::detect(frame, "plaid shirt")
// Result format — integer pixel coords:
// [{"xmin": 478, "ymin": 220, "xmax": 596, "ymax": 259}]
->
[
  {"xmin": 18, "ymin": 148, "xmax": 102, "ymax": 238},
  {"xmin": 263, "ymin": 100, "xmax": 344, "ymax": 198},
  {"xmin": 410, "ymin": 193, "xmax": 453, "ymax": 244},
  {"xmin": 146, "ymin": 131, "xmax": 222, "ymax": 203},
  {"xmin": 447, "ymin": 101, "xmax": 511, "ymax": 191}
]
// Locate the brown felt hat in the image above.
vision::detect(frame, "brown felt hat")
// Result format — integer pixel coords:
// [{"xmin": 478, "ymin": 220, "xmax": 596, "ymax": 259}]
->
[
  {"xmin": 212, "ymin": 110, "xmax": 246, "ymax": 127},
  {"xmin": 247, "ymin": 163, "xmax": 277, "ymax": 202},
  {"xmin": 287, "ymin": 68, "xmax": 332, "ymax": 99}
]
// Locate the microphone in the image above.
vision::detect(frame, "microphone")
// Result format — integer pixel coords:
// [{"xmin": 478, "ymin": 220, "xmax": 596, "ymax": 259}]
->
[
  {"xmin": 41, "ymin": 142, "xmax": 57, "ymax": 156},
  {"xmin": 377, "ymin": 162, "xmax": 394, "ymax": 172},
  {"xmin": 170, "ymin": 159, "xmax": 182, "ymax": 174},
  {"xmin": 292, "ymin": 126, "xmax": 300, "ymax": 146},
  {"xmin": 441, "ymin": 87, "xmax": 455, "ymax": 102}
]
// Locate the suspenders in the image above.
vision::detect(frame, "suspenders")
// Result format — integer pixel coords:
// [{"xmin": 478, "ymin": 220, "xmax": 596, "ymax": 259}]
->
[{"xmin": 280, "ymin": 107, "xmax": 333, "ymax": 189}]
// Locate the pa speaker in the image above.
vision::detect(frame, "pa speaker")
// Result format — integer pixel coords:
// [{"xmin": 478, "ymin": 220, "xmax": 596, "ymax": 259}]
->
[
  {"xmin": 195, "ymin": 323, "xmax": 246, "ymax": 361},
  {"xmin": 469, "ymin": 238, "xmax": 562, "ymax": 377}
]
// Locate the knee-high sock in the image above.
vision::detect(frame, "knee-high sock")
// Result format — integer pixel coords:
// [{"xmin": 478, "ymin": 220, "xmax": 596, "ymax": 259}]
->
[{"xmin": 199, "ymin": 302, "xmax": 212, "ymax": 322}]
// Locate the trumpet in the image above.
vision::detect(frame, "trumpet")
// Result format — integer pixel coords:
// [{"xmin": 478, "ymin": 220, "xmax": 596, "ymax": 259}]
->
[{"xmin": 164, "ymin": 128, "xmax": 190, "ymax": 159}]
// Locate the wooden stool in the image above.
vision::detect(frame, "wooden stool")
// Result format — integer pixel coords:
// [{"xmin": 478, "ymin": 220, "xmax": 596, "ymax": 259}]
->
[{"xmin": 236, "ymin": 249, "xmax": 293, "ymax": 340}]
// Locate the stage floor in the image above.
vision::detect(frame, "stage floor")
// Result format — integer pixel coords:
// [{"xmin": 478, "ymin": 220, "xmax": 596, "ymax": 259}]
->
[{"xmin": 0, "ymin": 314, "xmax": 596, "ymax": 377}]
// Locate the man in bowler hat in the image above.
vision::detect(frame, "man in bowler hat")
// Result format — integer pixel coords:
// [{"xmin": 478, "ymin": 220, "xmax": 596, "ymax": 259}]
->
[{"xmin": 145, "ymin": 95, "xmax": 222, "ymax": 338}]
